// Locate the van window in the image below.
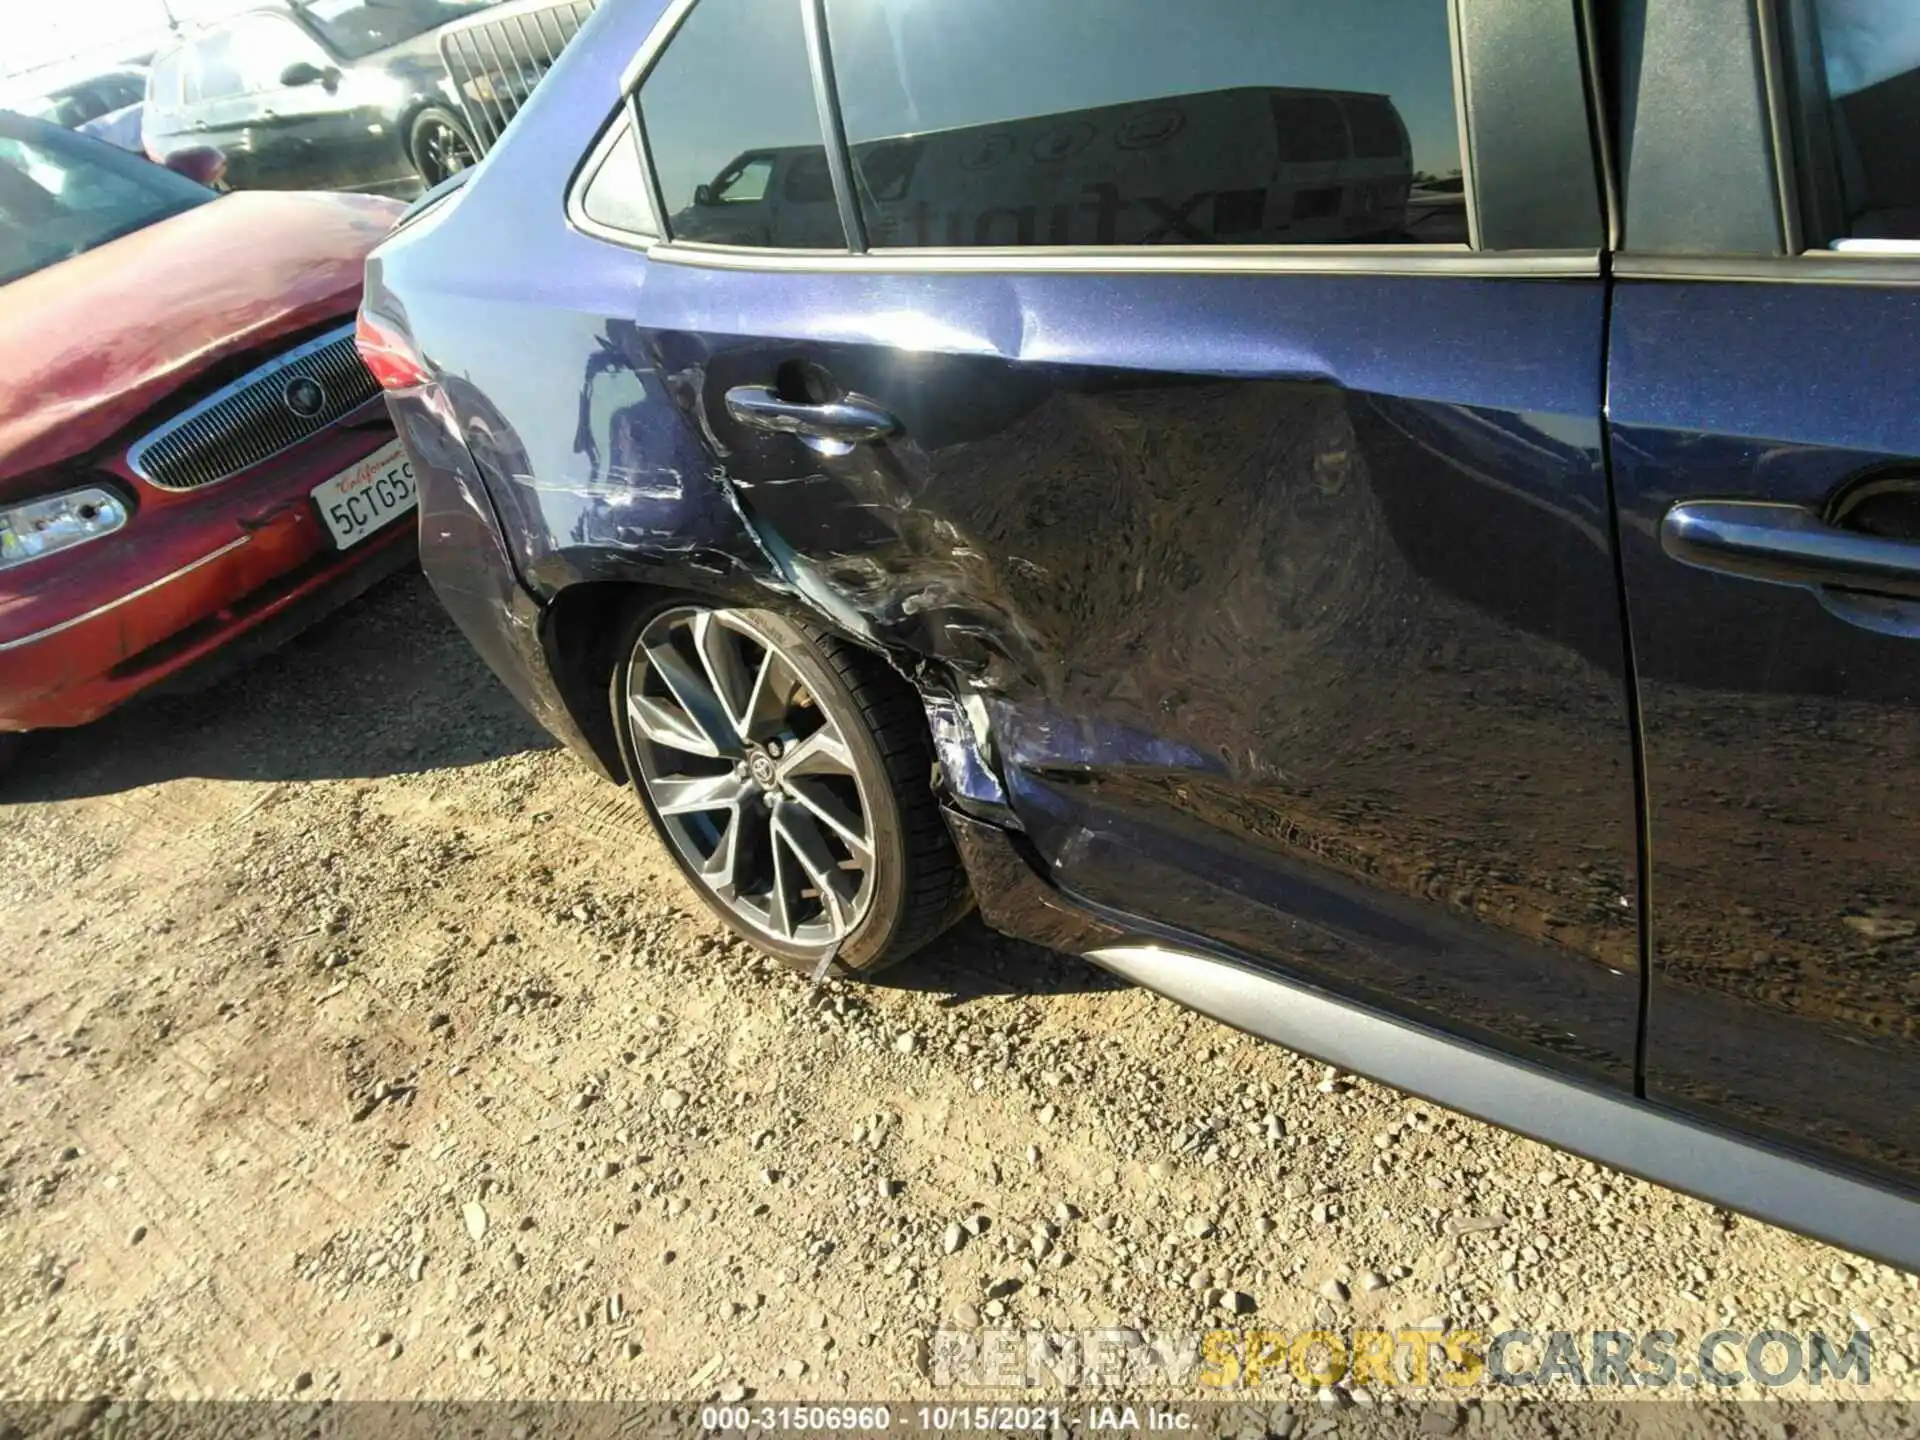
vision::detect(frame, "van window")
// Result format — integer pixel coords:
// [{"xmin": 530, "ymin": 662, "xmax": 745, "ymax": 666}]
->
[
  {"xmin": 186, "ymin": 32, "xmax": 244, "ymax": 103},
  {"xmin": 822, "ymin": 0, "xmax": 1467, "ymax": 248},
  {"xmin": 149, "ymin": 49, "xmax": 188, "ymax": 108},
  {"xmin": 638, "ymin": 0, "xmax": 847, "ymax": 249}
]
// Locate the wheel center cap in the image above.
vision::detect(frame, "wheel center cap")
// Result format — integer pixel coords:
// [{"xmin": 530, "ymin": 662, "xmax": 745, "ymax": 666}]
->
[{"xmin": 747, "ymin": 750, "xmax": 777, "ymax": 786}]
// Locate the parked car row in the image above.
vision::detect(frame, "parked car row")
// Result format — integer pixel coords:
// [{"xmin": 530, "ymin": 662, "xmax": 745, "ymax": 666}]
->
[{"xmin": 9, "ymin": 0, "xmax": 597, "ymax": 203}]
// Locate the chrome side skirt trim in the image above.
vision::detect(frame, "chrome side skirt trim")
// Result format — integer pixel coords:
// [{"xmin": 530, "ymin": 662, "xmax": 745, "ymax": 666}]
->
[
  {"xmin": 1086, "ymin": 942, "xmax": 1920, "ymax": 1273},
  {"xmin": 0, "ymin": 536, "xmax": 251, "ymax": 654}
]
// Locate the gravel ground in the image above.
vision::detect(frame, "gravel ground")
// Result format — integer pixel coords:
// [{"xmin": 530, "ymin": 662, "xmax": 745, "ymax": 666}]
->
[{"xmin": 0, "ymin": 571, "xmax": 1915, "ymax": 1436}]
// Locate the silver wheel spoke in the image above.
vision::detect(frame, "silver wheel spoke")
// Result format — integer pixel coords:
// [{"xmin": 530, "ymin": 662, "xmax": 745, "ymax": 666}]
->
[
  {"xmin": 742, "ymin": 647, "xmax": 801, "ymax": 743},
  {"xmin": 785, "ymin": 777, "xmax": 872, "ymax": 862},
  {"xmin": 768, "ymin": 830, "xmax": 799, "ymax": 938},
  {"xmin": 776, "ymin": 726, "xmax": 855, "ymax": 782},
  {"xmin": 692, "ymin": 611, "xmax": 757, "ymax": 740},
  {"xmin": 774, "ymin": 805, "xmax": 857, "ymax": 933},
  {"xmin": 651, "ymin": 770, "xmax": 753, "ymax": 817},
  {"xmin": 645, "ymin": 639, "xmax": 740, "ymax": 755},
  {"xmin": 628, "ymin": 692, "xmax": 718, "ymax": 758},
  {"xmin": 700, "ymin": 809, "xmax": 743, "ymax": 900}
]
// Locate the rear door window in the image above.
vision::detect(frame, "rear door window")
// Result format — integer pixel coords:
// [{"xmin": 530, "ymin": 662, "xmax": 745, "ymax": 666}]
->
[
  {"xmin": 822, "ymin": 0, "xmax": 1467, "ymax": 248},
  {"xmin": 637, "ymin": 0, "xmax": 847, "ymax": 249},
  {"xmin": 1787, "ymin": 0, "xmax": 1920, "ymax": 242}
]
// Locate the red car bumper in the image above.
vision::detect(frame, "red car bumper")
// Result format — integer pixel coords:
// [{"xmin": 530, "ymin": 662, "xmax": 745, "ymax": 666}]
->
[{"xmin": 0, "ymin": 406, "xmax": 415, "ymax": 733}]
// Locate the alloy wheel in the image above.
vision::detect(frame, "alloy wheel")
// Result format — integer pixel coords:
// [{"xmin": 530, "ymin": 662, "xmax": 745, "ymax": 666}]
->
[
  {"xmin": 624, "ymin": 606, "xmax": 877, "ymax": 947},
  {"xmin": 420, "ymin": 120, "xmax": 475, "ymax": 183}
]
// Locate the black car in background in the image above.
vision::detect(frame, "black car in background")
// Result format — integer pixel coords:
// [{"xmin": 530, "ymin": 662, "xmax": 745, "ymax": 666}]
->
[{"xmin": 140, "ymin": 0, "xmax": 501, "ymax": 197}]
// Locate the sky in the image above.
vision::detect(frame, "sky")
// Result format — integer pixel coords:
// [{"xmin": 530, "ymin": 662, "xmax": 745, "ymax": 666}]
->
[{"xmin": 3, "ymin": 0, "xmax": 252, "ymax": 85}]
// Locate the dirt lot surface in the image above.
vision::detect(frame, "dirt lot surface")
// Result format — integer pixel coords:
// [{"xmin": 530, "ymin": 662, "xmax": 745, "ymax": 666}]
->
[{"xmin": 2, "ymin": 571, "xmax": 1915, "ymax": 1434}]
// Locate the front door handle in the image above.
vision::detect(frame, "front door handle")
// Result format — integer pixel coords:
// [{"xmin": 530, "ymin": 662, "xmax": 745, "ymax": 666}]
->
[
  {"xmin": 723, "ymin": 385, "xmax": 897, "ymax": 445},
  {"xmin": 1661, "ymin": 500, "xmax": 1920, "ymax": 601}
]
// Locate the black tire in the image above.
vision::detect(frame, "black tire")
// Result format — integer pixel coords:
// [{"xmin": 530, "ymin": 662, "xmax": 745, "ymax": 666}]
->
[
  {"xmin": 407, "ymin": 105, "xmax": 478, "ymax": 188},
  {"xmin": 611, "ymin": 596, "xmax": 971, "ymax": 977},
  {"xmin": 0, "ymin": 732, "xmax": 20, "ymax": 780}
]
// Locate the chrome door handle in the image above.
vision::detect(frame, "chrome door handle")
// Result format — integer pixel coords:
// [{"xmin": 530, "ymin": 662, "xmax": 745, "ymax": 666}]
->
[
  {"xmin": 1662, "ymin": 500, "xmax": 1920, "ymax": 601},
  {"xmin": 723, "ymin": 385, "xmax": 897, "ymax": 445}
]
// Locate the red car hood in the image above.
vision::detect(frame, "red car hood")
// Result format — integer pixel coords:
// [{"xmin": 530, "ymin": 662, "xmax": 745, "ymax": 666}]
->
[{"xmin": 0, "ymin": 189, "xmax": 404, "ymax": 491}]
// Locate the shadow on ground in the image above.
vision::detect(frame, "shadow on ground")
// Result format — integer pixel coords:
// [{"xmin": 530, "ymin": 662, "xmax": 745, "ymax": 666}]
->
[
  {"xmin": 4, "ymin": 570, "xmax": 553, "ymax": 802},
  {"xmin": 881, "ymin": 914, "xmax": 1123, "ymax": 1002}
]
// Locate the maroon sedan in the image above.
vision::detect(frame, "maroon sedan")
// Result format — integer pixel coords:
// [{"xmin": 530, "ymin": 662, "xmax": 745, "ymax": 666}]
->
[{"xmin": 0, "ymin": 112, "xmax": 414, "ymax": 767}]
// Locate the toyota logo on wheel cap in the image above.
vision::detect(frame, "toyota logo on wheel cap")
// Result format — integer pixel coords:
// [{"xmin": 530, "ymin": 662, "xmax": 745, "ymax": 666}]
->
[{"xmin": 283, "ymin": 376, "xmax": 327, "ymax": 420}]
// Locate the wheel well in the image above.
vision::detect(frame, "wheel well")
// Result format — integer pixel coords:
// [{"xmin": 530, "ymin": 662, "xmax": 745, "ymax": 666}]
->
[{"xmin": 541, "ymin": 581, "xmax": 651, "ymax": 784}]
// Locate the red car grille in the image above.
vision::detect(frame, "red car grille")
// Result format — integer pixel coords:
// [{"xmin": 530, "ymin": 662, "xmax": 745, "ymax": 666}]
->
[{"xmin": 127, "ymin": 325, "xmax": 379, "ymax": 492}]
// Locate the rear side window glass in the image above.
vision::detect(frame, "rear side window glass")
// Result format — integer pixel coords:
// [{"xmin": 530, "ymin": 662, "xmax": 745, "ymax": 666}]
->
[
  {"xmin": 581, "ymin": 117, "xmax": 659, "ymax": 236},
  {"xmin": 638, "ymin": 0, "xmax": 847, "ymax": 249},
  {"xmin": 1792, "ymin": 0, "xmax": 1920, "ymax": 241},
  {"xmin": 822, "ymin": 0, "xmax": 1466, "ymax": 248}
]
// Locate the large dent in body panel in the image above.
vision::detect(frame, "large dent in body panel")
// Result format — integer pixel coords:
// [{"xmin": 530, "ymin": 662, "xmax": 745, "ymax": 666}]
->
[{"xmin": 686, "ymin": 346, "xmax": 1641, "ymax": 1014}]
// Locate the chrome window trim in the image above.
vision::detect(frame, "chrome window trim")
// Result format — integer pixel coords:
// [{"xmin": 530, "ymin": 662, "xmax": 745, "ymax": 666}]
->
[
  {"xmin": 800, "ymin": 0, "xmax": 865, "ymax": 253},
  {"xmin": 126, "ymin": 323, "xmax": 360, "ymax": 484},
  {"xmin": 645, "ymin": 241, "xmax": 1599, "ymax": 279},
  {"xmin": 1753, "ymin": 0, "xmax": 1804, "ymax": 254},
  {"xmin": 0, "ymin": 536, "xmax": 251, "ymax": 654},
  {"xmin": 564, "ymin": 96, "xmax": 661, "ymax": 245},
  {"xmin": 1574, "ymin": 0, "xmax": 1621, "ymax": 252},
  {"xmin": 1615, "ymin": 252, "xmax": 1920, "ymax": 285},
  {"xmin": 617, "ymin": 0, "xmax": 699, "ymax": 95},
  {"xmin": 1445, "ymin": 0, "xmax": 1483, "ymax": 251}
]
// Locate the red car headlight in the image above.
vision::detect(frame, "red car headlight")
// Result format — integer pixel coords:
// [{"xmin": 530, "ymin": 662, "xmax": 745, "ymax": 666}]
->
[{"xmin": 0, "ymin": 487, "xmax": 130, "ymax": 570}]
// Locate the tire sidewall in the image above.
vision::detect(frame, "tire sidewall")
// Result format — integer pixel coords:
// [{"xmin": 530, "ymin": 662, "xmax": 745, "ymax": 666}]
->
[{"xmin": 612, "ymin": 596, "xmax": 913, "ymax": 975}]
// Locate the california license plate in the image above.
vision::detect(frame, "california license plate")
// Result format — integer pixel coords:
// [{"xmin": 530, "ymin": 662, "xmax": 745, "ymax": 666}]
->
[{"xmin": 312, "ymin": 439, "xmax": 416, "ymax": 550}]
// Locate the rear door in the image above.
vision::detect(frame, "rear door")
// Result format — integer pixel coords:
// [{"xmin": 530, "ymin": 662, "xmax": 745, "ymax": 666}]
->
[
  {"xmin": 1606, "ymin": 0, "xmax": 1920, "ymax": 1189},
  {"xmin": 612, "ymin": 0, "xmax": 1646, "ymax": 1085}
]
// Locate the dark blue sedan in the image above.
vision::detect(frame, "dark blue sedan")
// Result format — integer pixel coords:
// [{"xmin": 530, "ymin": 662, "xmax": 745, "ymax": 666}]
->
[{"xmin": 359, "ymin": 0, "xmax": 1920, "ymax": 1272}]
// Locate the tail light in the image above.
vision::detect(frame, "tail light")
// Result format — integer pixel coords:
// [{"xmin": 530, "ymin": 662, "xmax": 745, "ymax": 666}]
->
[{"xmin": 354, "ymin": 308, "xmax": 431, "ymax": 391}]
